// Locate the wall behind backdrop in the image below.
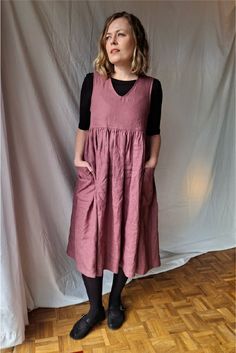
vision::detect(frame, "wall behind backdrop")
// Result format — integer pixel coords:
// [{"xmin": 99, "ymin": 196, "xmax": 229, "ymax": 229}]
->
[{"xmin": 1, "ymin": 0, "xmax": 235, "ymax": 348}]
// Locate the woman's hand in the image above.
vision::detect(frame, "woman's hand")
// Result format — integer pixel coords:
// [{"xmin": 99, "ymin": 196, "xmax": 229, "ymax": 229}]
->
[
  {"xmin": 74, "ymin": 159, "xmax": 93, "ymax": 172},
  {"xmin": 144, "ymin": 157, "xmax": 157, "ymax": 169}
]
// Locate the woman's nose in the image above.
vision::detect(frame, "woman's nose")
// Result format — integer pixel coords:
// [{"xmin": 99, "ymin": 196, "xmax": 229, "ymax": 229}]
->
[{"xmin": 111, "ymin": 34, "xmax": 118, "ymax": 44}]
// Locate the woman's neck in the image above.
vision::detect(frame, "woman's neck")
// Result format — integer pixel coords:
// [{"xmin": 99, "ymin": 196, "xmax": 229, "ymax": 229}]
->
[{"xmin": 111, "ymin": 66, "xmax": 138, "ymax": 81}]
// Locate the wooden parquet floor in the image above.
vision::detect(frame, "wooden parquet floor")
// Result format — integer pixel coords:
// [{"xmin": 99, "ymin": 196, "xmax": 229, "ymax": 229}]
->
[{"xmin": 1, "ymin": 248, "xmax": 235, "ymax": 353}]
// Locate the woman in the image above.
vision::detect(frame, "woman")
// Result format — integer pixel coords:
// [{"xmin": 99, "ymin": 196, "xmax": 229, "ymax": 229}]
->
[{"xmin": 67, "ymin": 11, "xmax": 163, "ymax": 339}]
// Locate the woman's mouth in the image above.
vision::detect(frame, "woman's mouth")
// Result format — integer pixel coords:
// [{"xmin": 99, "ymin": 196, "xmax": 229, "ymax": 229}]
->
[{"xmin": 111, "ymin": 49, "xmax": 120, "ymax": 54}]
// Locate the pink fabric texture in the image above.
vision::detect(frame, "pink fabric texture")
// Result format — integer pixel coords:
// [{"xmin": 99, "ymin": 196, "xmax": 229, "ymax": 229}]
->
[{"xmin": 67, "ymin": 71, "xmax": 161, "ymax": 278}]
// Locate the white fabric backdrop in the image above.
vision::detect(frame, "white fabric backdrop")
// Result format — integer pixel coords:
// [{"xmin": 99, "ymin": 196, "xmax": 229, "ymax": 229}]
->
[{"xmin": 1, "ymin": 0, "xmax": 235, "ymax": 348}]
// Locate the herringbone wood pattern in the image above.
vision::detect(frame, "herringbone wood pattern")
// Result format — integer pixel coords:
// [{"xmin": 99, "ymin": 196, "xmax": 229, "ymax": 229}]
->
[{"xmin": 1, "ymin": 248, "xmax": 235, "ymax": 353}]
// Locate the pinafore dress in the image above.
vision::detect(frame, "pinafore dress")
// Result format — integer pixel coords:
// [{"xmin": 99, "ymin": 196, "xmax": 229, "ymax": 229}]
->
[{"xmin": 67, "ymin": 71, "xmax": 161, "ymax": 278}]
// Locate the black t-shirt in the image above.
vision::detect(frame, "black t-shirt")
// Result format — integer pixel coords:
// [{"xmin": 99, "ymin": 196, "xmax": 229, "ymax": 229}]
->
[{"xmin": 78, "ymin": 73, "xmax": 163, "ymax": 135}]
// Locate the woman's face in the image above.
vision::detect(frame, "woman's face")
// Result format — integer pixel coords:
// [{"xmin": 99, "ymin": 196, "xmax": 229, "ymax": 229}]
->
[{"xmin": 105, "ymin": 17, "xmax": 136, "ymax": 67}]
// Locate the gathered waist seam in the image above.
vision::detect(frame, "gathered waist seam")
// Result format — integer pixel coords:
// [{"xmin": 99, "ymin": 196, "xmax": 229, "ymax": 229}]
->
[{"xmin": 89, "ymin": 126, "xmax": 144, "ymax": 134}]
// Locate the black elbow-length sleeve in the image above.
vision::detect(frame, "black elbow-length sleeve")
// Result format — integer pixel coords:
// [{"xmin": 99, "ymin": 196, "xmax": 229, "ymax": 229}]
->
[
  {"xmin": 146, "ymin": 79, "xmax": 163, "ymax": 136},
  {"xmin": 78, "ymin": 73, "xmax": 93, "ymax": 130}
]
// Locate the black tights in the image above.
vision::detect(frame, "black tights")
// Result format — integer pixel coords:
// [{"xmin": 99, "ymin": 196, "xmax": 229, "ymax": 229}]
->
[{"xmin": 82, "ymin": 267, "xmax": 128, "ymax": 318}]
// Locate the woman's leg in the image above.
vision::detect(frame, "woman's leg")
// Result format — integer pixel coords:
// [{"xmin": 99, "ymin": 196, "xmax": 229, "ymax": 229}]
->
[
  {"xmin": 69, "ymin": 273, "xmax": 105, "ymax": 339},
  {"xmin": 108, "ymin": 266, "xmax": 128, "ymax": 308},
  {"xmin": 107, "ymin": 267, "xmax": 128, "ymax": 329},
  {"xmin": 82, "ymin": 273, "xmax": 104, "ymax": 318}
]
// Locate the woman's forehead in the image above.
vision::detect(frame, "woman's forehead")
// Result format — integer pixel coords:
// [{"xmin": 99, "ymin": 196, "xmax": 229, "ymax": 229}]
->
[{"xmin": 107, "ymin": 18, "xmax": 131, "ymax": 33}]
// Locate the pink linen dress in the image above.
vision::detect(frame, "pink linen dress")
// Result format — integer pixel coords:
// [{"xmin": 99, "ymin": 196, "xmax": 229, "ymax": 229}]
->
[{"xmin": 67, "ymin": 71, "xmax": 161, "ymax": 278}]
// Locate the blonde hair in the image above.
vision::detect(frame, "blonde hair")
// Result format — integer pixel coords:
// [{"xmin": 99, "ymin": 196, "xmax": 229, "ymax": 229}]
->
[{"xmin": 93, "ymin": 11, "xmax": 149, "ymax": 79}]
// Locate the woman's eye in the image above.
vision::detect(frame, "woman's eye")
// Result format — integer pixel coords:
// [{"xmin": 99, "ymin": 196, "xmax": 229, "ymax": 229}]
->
[{"xmin": 105, "ymin": 33, "xmax": 125, "ymax": 40}]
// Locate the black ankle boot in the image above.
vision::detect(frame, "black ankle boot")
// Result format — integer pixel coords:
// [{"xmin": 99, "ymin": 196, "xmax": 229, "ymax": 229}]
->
[
  {"xmin": 107, "ymin": 303, "xmax": 126, "ymax": 330},
  {"xmin": 69, "ymin": 306, "xmax": 106, "ymax": 339}
]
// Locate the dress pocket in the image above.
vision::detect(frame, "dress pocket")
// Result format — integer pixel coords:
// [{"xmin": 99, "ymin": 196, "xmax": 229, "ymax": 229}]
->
[
  {"xmin": 72, "ymin": 166, "xmax": 97, "ymax": 241},
  {"xmin": 75, "ymin": 166, "xmax": 95, "ymax": 200},
  {"xmin": 76, "ymin": 166, "xmax": 94, "ymax": 178},
  {"xmin": 142, "ymin": 167, "xmax": 155, "ymax": 206}
]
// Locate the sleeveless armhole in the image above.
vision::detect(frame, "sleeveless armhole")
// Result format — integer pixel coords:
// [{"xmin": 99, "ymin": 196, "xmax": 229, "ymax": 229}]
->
[
  {"xmin": 146, "ymin": 78, "xmax": 163, "ymax": 136},
  {"xmin": 148, "ymin": 77, "xmax": 154, "ymax": 107},
  {"xmin": 78, "ymin": 72, "xmax": 93, "ymax": 130}
]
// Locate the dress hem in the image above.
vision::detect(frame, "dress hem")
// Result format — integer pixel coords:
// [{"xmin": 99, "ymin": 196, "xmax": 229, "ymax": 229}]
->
[{"xmin": 67, "ymin": 251, "xmax": 161, "ymax": 279}]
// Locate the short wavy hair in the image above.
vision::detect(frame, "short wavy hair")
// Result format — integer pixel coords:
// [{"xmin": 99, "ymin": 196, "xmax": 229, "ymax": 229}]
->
[{"xmin": 93, "ymin": 11, "xmax": 150, "ymax": 79}]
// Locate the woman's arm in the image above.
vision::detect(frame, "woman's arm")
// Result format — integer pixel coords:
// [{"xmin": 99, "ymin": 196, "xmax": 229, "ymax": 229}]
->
[
  {"xmin": 73, "ymin": 73, "xmax": 93, "ymax": 171},
  {"xmin": 145, "ymin": 134, "xmax": 161, "ymax": 168},
  {"xmin": 144, "ymin": 78, "xmax": 163, "ymax": 168},
  {"xmin": 74, "ymin": 129, "xmax": 93, "ymax": 172}
]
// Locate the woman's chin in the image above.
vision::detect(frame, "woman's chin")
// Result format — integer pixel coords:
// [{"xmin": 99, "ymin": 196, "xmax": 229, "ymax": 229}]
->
[{"xmin": 109, "ymin": 59, "xmax": 131, "ymax": 67}]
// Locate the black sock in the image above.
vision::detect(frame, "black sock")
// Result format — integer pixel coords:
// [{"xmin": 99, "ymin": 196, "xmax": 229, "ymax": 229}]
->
[
  {"xmin": 82, "ymin": 273, "xmax": 103, "ymax": 318},
  {"xmin": 108, "ymin": 267, "xmax": 128, "ymax": 308}
]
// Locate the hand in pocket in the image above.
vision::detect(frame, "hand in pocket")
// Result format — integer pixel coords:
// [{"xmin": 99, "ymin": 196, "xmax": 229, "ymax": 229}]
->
[{"xmin": 74, "ymin": 160, "xmax": 93, "ymax": 173}]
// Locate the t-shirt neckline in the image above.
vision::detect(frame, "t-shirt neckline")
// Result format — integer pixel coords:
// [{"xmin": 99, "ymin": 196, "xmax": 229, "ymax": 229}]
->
[
  {"xmin": 111, "ymin": 77, "xmax": 138, "ymax": 83},
  {"xmin": 109, "ymin": 76, "xmax": 141, "ymax": 98}
]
